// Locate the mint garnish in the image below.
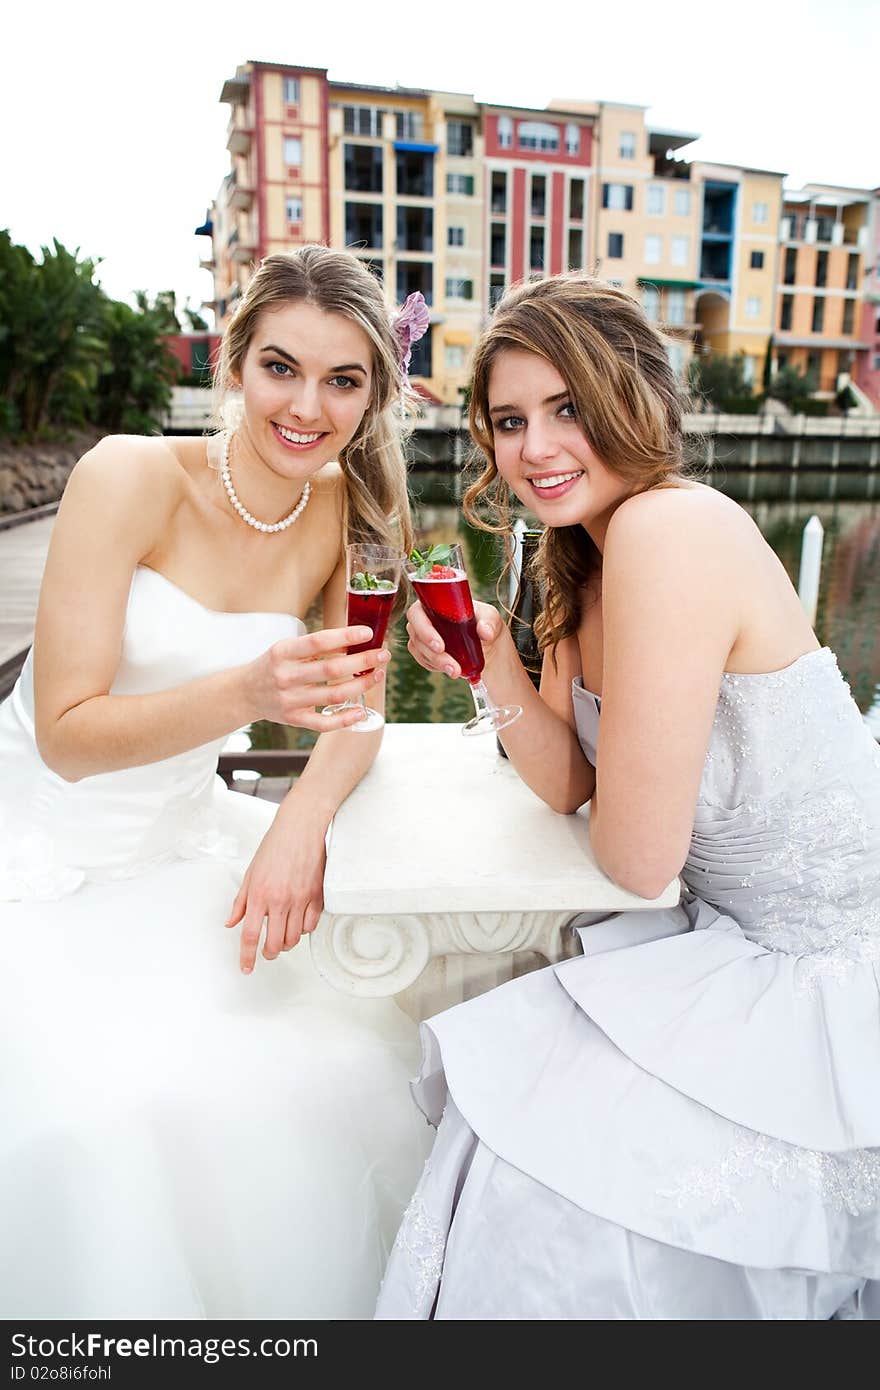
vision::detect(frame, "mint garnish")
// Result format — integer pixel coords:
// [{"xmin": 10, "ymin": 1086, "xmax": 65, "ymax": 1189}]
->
[
  {"xmin": 409, "ymin": 544, "xmax": 453, "ymax": 580},
  {"xmin": 351, "ymin": 571, "xmax": 396, "ymax": 591}
]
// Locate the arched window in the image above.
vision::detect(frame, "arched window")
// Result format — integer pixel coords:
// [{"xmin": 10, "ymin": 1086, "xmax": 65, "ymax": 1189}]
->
[{"xmin": 519, "ymin": 121, "xmax": 559, "ymax": 152}]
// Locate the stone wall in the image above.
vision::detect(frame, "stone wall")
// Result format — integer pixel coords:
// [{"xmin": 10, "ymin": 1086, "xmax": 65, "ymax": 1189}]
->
[{"xmin": 0, "ymin": 432, "xmax": 101, "ymax": 513}]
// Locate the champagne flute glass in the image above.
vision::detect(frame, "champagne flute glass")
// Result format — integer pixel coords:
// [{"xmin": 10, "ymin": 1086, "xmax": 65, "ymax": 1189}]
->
[
  {"xmin": 322, "ymin": 543, "xmax": 401, "ymax": 733},
  {"xmin": 406, "ymin": 542, "xmax": 522, "ymax": 737}
]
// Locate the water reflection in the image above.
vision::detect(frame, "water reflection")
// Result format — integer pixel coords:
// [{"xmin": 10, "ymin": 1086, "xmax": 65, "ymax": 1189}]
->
[
  {"xmin": 401, "ymin": 469, "xmax": 880, "ymax": 720},
  {"xmin": 250, "ymin": 466, "xmax": 880, "ymax": 750}
]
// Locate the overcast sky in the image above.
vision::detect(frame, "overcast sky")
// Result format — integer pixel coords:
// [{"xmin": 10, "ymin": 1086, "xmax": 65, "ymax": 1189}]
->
[{"xmin": 4, "ymin": 0, "xmax": 877, "ymax": 323}]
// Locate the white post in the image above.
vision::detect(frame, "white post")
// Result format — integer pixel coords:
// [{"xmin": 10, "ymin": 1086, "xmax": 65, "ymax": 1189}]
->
[
  {"xmin": 797, "ymin": 515, "xmax": 824, "ymax": 627},
  {"xmin": 509, "ymin": 517, "xmax": 527, "ymax": 606}
]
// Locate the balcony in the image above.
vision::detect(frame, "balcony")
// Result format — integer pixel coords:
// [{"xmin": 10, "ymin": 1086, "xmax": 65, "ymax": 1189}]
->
[
  {"xmin": 230, "ymin": 180, "xmax": 254, "ymax": 211},
  {"xmin": 226, "ymin": 119, "xmax": 253, "ymax": 157},
  {"xmin": 199, "ymin": 256, "xmax": 215, "ymax": 272},
  {"xmin": 220, "ymin": 73, "xmax": 250, "ymax": 105}
]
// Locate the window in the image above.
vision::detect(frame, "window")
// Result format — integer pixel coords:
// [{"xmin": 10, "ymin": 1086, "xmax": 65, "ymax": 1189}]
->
[
  {"xmin": 531, "ymin": 175, "xmax": 546, "ymax": 218},
  {"xmin": 842, "ymin": 299, "xmax": 855, "ymax": 335},
  {"xmin": 396, "ymin": 110, "xmax": 423, "ymax": 141},
  {"xmin": 742, "ymin": 356, "xmax": 756, "ymax": 385},
  {"xmin": 490, "ymin": 223, "xmax": 506, "ymax": 267},
  {"xmin": 447, "ymin": 226, "xmax": 465, "ymax": 247},
  {"xmin": 497, "ymin": 116, "xmax": 513, "ymax": 149},
  {"xmin": 671, "ymin": 236, "xmax": 689, "ymax": 267},
  {"xmin": 752, "ymin": 201, "xmax": 768, "ymax": 224},
  {"xmin": 780, "ymin": 295, "xmax": 793, "ymax": 331},
  {"xmin": 396, "ymin": 149, "xmax": 434, "ymax": 197},
  {"xmin": 343, "ymin": 106, "xmax": 384, "ymax": 138},
  {"xmin": 815, "ymin": 250, "xmax": 828, "ymax": 288},
  {"xmin": 812, "ymin": 297, "xmax": 825, "ymax": 333},
  {"xmin": 447, "ymin": 121, "xmax": 474, "ymax": 157},
  {"xmin": 602, "ymin": 183, "xmax": 633, "ymax": 211},
  {"xmin": 283, "ymin": 77, "xmax": 300, "ymax": 106},
  {"xmin": 847, "ymin": 253, "xmax": 859, "ymax": 291},
  {"xmin": 519, "ymin": 121, "xmax": 559, "ymax": 152},
  {"xmin": 746, "ymin": 296, "xmax": 761, "ymax": 318},
  {"xmin": 396, "ymin": 205, "xmax": 433, "ymax": 251},
  {"xmin": 674, "ymin": 188, "xmax": 691, "ymax": 216},
  {"xmin": 750, "ymin": 250, "xmax": 765, "ymax": 270},
  {"xmin": 642, "ymin": 285, "xmax": 660, "ymax": 322},
  {"xmin": 569, "ymin": 178, "xmax": 585, "ymax": 220},
  {"xmin": 190, "ymin": 339, "xmax": 211, "ymax": 376},
  {"xmin": 619, "ymin": 131, "xmax": 636, "ymax": 159},
  {"xmin": 607, "ymin": 232, "xmax": 623, "ymax": 259},
  {"xmin": 360, "ymin": 257, "xmax": 384, "ymax": 281},
  {"xmin": 489, "ymin": 274, "xmax": 506, "ymax": 309},
  {"xmin": 283, "ymin": 136, "xmax": 302, "ymax": 169},
  {"xmin": 397, "ymin": 262, "xmax": 433, "ymax": 306},
  {"xmin": 445, "ymin": 344, "xmax": 467, "ymax": 371},
  {"xmin": 806, "ymin": 350, "xmax": 821, "ymax": 379},
  {"xmin": 874, "ymin": 354, "xmax": 880, "ymax": 371},
  {"xmin": 285, "ymin": 196, "xmax": 303, "ymax": 224},
  {"xmin": 783, "ymin": 247, "xmax": 798, "ymax": 285},
  {"xmin": 447, "ymin": 173, "xmax": 474, "ymax": 196},
  {"xmin": 646, "ymin": 185, "xmax": 665, "ymax": 215},
  {"xmin": 345, "ymin": 202, "xmax": 382, "ymax": 247},
  {"xmin": 491, "ymin": 170, "xmax": 507, "ymax": 213},
  {"xmin": 567, "ymin": 227, "xmax": 584, "ymax": 269},
  {"xmin": 530, "ymin": 226, "xmax": 545, "ymax": 272},
  {"xmin": 344, "ymin": 144, "xmax": 383, "ymax": 193},
  {"xmin": 446, "ymin": 277, "xmax": 473, "ymax": 300},
  {"xmin": 667, "ymin": 289, "xmax": 686, "ymax": 326},
  {"xmin": 565, "ymin": 124, "xmax": 580, "ymax": 156},
  {"xmin": 644, "ymin": 234, "xmax": 662, "ymax": 265}
]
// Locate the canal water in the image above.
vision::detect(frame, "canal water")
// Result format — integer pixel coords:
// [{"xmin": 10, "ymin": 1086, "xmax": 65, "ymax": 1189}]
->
[{"xmin": 250, "ymin": 463, "xmax": 880, "ymax": 752}]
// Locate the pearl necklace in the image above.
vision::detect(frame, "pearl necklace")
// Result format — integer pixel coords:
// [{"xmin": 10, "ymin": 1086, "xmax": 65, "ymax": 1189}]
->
[{"xmin": 220, "ymin": 430, "xmax": 311, "ymax": 534}]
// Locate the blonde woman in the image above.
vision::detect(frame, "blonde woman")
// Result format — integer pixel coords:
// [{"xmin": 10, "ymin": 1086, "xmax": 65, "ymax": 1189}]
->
[
  {"xmin": 380, "ymin": 273, "xmax": 880, "ymax": 1320},
  {"xmin": 0, "ymin": 247, "xmax": 431, "ymax": 1319}
]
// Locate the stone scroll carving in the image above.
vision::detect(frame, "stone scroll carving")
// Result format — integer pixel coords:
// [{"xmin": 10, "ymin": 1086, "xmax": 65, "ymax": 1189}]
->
[{"xmin": 311, "ymin": 909, "xmax": 579, "ymax": 1012}]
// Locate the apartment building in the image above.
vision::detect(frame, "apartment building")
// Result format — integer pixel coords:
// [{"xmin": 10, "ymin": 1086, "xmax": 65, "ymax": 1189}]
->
[
  {"xmin": 203, "ymin": 64, "xmax": 874, "ymax": 409},
  {"xmin": 482, "ymin": 102, "xmax": 594, "ymax": 312},
  {"xmin": 775, "ymin": 184, "xmax": 873, "ymax": 396},
  {"xmin": 855, "ymin": 189, "xmax": 880, "ymax": 407}
]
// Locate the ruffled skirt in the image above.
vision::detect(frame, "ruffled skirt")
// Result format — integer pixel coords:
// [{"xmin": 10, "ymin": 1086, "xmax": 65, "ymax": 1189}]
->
[{"xmin": 376, "ymin": 902, "xmax": 880, "ymax": 1320}]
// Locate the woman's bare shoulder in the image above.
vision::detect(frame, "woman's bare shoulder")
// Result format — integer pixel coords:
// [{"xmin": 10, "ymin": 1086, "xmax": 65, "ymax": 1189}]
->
[
  {"xmin": 59, "ymin": 435, "xmax": 187, "ymax": 541},
  {"xmin": 607, "ymin": 479, "xmax": 757, "ymax": 557}
]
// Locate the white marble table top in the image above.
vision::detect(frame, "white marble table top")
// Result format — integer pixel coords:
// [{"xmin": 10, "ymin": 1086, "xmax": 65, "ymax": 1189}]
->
[{"xmin": 323, "ymin": 722, "xmax": 679, "ymax": 916}]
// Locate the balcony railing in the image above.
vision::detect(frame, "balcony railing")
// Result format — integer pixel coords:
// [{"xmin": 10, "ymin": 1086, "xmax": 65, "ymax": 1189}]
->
[{"xmin": 226, "ymin": 120, "xmax": 253, "ymax": 157}]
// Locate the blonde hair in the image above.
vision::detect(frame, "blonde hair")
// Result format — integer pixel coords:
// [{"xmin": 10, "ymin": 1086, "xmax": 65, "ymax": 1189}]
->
[
  {"xmin": 464, "ymin": 273, "xmax": 687, "ymax": 653},
  {"xmin": 215, "ymin": 246, "xmax": 414, "ymax": 564}
]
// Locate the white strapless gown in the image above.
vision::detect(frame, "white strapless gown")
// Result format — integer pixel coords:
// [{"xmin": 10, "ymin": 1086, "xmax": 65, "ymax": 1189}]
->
[{"xmin": 0, "ymin": 567, "xmax": 430, "ymax": 1320}]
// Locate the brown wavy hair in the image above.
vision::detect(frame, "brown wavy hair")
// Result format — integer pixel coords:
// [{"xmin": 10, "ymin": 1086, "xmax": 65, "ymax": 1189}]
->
[
  {"xmin": 464, "ymin": 272, "xmax": 688, "ymax": 653},
  {"xmin": 215, "ymin": 246, "xmax": 414, "ymax": 574}
]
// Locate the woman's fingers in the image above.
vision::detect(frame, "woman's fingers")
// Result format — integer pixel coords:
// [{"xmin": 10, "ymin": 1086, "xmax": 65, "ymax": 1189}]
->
[
  {"xmin": 406, "ymin": 601, "xmax": 444, "ymax": 652},
  {"xmin": 275, "ymin": 626, "xmax": 373, "ymax": 662},
  {"xmin": 262, "ymin": 909, "xmax": 288, "ymax": 961},
  {"xmin": 239, "ymin": 899, "xmax": 267, "ymax": 974},
  {"xmin": 225, "ymin": 874, "xmax": 249, "ymax": 929},
  {"xmin": 302, "ymin": 900, "xmax": 323, "ymax": 937}
]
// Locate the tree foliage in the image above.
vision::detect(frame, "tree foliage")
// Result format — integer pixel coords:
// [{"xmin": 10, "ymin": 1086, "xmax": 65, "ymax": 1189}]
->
[
  {"xmin": 0, "ymin": 230, "xmax": 181, "ymax": 439},
  {"xmin": 687, "ymin": 351, "xmax": 754, "ymax": 410}
]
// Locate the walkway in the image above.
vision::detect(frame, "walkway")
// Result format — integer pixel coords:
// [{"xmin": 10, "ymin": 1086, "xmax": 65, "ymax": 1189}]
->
[{"xmin": 0, "ymin": 513, "xmax": 55, "ymax": 678}]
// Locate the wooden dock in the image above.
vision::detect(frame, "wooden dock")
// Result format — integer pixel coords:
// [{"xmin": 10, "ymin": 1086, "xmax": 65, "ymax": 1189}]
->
[{"xmin": 0, "ymin": 511, "xmax": 56, "ymax": 691}]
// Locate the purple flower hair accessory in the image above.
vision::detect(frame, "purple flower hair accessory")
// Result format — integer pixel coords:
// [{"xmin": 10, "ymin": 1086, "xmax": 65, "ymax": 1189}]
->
[{"xmin": 394, "ymin": 291, "xmax": 431, "ymax": 374}]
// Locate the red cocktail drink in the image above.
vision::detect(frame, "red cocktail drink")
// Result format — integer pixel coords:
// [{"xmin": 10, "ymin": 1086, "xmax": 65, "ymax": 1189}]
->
[
  {"xmin": 411, "ymin": 569, "xmax": 484, "ymax": 684},
  {"xmin": 406, "ymin": 542, "xmax": 522, "ymax": 737},
  {"xmin": 347, "ymin": 586, "xmax": 397, "ymax": 668}
]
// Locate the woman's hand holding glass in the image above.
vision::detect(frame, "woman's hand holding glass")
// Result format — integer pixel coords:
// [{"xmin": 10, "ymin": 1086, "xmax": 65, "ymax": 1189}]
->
[
  {"xmin": 407, "ymin": 596, "xmax": 507, "ymax": 679},
  {"xmin": 244, "ymin": 626, "xmax": 391, "ymax": 732}
]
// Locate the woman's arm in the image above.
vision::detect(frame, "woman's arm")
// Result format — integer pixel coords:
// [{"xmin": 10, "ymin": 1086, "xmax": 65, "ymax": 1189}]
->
[
  {"xmin": 33, "ymin": 440, "xmax": 382, "ymax": 781},
  {"xmin": 228, "ymin": 547, "xmax": 394, "ymax": 971},
  {"xmin": 406, "ymin": 600, "xmax": 595, "ymax": 813},
  {"xmin": 588, "ymin": 490, "xmax": 740, "ymax": 898}
]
